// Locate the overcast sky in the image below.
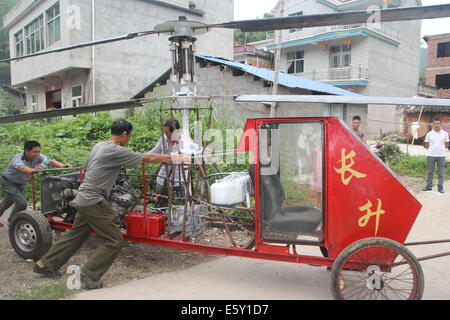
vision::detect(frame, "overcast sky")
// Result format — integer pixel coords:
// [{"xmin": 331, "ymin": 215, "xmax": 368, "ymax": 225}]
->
[{"xmin": 234, "ymin": 0, "xmax": 450, "ymax": 40}]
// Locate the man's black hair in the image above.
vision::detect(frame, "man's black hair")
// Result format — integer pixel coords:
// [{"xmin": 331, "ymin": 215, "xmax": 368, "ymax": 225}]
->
[
  {"xmin": 353, "ymin": 115, "xmax": 362, "ymax": 122},
  {"xmin": 433, "ymin": 118, "xmax": 441, "ymax": 123},
  {"xmin": 24, "ymin": 141, "xmax": 41, "ymax": 152},
  {"xmin": 164, "ymin": 119, "xmax": 180, "ymax": 133},
  {"xmin": 111, "ymin": 119, "xmax": 133, "ymax": 135}
]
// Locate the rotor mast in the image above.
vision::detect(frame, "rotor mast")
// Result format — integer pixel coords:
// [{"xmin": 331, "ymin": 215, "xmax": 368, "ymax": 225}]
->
[{"xmin": 167, "ymin": 16, "xmax": 200, "ymax": 139}]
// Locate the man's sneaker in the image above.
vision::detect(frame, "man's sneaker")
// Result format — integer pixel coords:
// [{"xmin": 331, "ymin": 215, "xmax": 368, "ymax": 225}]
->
[
  {"xmin": 422, "ymin": 187, "xmax": 432, "ymax": 192},
  {"xmin": 33, "ymin": 264, "xmax": 61, "ymax": 279},
  {"xmin": 81, "ymin": 274, "xmax": 103, "ymax": 290},
  {"xmin": 439, "ymin": 189, "xmax": 445, "ymax": 194}
]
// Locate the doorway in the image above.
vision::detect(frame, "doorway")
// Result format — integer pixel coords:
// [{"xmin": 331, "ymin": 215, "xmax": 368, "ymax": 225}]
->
[{"xmin": 46, "ymin": 89, "xmax": 62, "ymax": 109}]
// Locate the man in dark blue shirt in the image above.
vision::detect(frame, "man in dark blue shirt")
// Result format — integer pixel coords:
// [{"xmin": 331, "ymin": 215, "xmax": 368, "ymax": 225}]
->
[{"xmin": 0, "ymin": 141, "xmax": 71, "ymax": 227}]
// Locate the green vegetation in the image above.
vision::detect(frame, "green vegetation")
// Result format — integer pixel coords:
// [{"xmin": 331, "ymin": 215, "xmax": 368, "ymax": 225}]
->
[
  {"xmin": 12, "ymin": 282, "xmax": 76, "ymax": 300},
  {"xmin": 0, "ymin": 87, "xmax": 18, "ymax": 115},
  {"xmin": 234, "ymin": 12, "xmax": 275, "ymax": 45},
  {"xmin": 0, "ymin": 105, "xmax": 247, "ymax": 202},
  {"xmin": 382, "ymin": 142, "xmax": 450, "ymax": 178}
]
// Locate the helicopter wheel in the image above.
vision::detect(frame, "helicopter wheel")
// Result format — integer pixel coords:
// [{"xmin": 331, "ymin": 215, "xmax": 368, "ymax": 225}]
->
[
  {"xmin": 9, "ymin": 210, "xmax": 53, "ymax": 261},
  {"xmin": 330, "ymin": 238, "xmax": 424, "ymax": 300}
]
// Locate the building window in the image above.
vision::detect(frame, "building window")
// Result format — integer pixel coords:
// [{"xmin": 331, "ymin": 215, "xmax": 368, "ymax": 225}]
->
[
  {"xmin": 324, "ymin": 104, "xmax": 345, "ymax": 119},
  {"xmin": 288, "ymin": 11, "xmax": 303, "ymax": 33},
  {"xmin": 437, "ymin": 42, "xmax": 450, "ymax": 58},
  {"xmin": 31, "ymin": 95, "xmax": 37, "ymax": 112},
  {"xmin": 287, "ymin": 51, "xmax": 304, "ymax": 74},
  {"xmin": 14, "ymin": 31, "xmax": 24, "ymax": 58},
  {"xmin": 71, "ymin": 86, "xmax": 82, "ymax": 107},
  {"xmin": 25, "ymin": 15, "xmax": 45, "ymax": 55},
  {"xmin": 46, "ymin": 2, "xmax": 61, "ymax": 46},
  {"xmin": 330, "ymin": 44, "xmax": 352, "ymax": 68},
  {"xmin": 436, "ymin": 74, "xmax": 450, "ymax": 90}
]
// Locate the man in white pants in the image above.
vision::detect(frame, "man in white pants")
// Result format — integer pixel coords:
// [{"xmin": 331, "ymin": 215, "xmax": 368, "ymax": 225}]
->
[{"xmin": 423, "ymin": 119, "xmax": 449, "ymax": 193}]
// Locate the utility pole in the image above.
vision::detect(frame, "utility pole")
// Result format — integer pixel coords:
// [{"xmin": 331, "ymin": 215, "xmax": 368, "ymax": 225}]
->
[{"xmin": 270, "ymin": 0, "xmax": 286, "ymax": 118}]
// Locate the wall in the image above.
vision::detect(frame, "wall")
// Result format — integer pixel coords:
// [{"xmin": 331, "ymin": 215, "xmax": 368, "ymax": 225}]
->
[
  {"xmin": 144, "ymin": 60, "xmax": 368, "ymax": 126},
  {"xmin": 6, "ymin": 0, "xmax": 234, "ymax": 111}
]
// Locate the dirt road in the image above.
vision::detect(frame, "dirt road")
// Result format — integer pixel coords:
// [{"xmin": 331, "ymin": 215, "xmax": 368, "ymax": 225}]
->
[{"xmin": 72, "ymin": 180, "xmax": 450, "ymax": 300}]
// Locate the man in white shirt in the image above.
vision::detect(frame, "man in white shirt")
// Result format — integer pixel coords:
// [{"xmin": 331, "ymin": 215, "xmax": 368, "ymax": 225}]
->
[
  {"xmin": 148, "ymin": 119, "xmax": 203, "ymax": 208},
  {"xmin": 423, "ymin": 119, "xmax": 449, "ymax": 193}
]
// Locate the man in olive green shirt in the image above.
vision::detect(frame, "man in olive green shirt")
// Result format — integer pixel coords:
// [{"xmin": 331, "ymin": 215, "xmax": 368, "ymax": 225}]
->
[{"xmin": 34, "ymin": 119, "xmax": 189, "ymax": 289}]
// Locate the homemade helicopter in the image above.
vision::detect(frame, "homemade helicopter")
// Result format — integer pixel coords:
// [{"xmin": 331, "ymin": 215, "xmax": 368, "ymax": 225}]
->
[{"xmin": 2, "ymin": 3, "xmax": 450, "ymax": 300}]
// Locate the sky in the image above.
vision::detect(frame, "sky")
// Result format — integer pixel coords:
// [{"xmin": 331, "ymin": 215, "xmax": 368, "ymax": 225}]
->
[{"xmin": 234, "ymin": 0, "xmax": 450, "ymax": 40}]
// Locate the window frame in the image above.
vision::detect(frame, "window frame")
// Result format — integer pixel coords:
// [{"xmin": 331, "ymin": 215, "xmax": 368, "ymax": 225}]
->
[
  {"xmin": 14, "ymin": 30, "xmax": 24, "ymax": 58},
  {"xmin": 437, "ymin": 42, "xmax": 450, "ymax": 58},
  {"xmin": 288, "ymin": 11, "xmax": 304, "ymax": 33},
  {"xmin": 71, "ymin": 85, "xmax": 83, "ymax": 107},
  {"xmin": 258, "ymin": 121, "xmax": 325, "ymax": 245},
  {"xmin": 25, "ymin": 14, "xmax": 45, "ymax": 55},
  {"xmin": 46, "ymin": 2, "xmax": 61, "ymax": 47},
  {"xmin": 31, "ymin": 94, "xmax": 37, "ymax": 112},
  {"xmin": 287, "ymin": 50, "xmax": 305, "ymax": 74},
  {"xmin": 330, "ymin": 44, "xmax": 352, "ymax": 68}
]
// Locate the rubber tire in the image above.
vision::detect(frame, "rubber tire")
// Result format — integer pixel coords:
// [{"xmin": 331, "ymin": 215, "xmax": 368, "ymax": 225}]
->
[
  {"xmin": 330, "ymin": 237, "xmax": 424, "ymax": 300},
  {"xmin": 8, "ymin": 210, "xmax": 53, "ymax": 261}
]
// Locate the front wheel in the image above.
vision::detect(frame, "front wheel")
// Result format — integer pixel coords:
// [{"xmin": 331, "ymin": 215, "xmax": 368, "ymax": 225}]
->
[
  {"xmin": 9, "ymin": 210, "xmax": 53, "ymax": 261},
  {"xmin": 330, "ymin": 238, "xmax": 424, "ymax": 300}
]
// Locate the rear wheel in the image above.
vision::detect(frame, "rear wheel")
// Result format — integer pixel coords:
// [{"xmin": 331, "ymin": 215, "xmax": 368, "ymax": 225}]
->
[
  {"xmin": 9, "ymin": 210, "xmax": 53, "ymax": 261},
  {"xmin": 330, "ymin": 238, "xmax": 424, "ymax": 300}
]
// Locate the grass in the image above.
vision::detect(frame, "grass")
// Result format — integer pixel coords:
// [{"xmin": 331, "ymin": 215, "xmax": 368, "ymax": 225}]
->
[
  {"xmin": 12, "ymin": 281, "xmax": 78, "ymax": 300},
  {"xmin": 389, "ymin": 154, "xmax": 450, "ymax": 179}
]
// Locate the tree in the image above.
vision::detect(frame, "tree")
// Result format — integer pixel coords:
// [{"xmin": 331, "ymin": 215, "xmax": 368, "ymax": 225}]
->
[
  {"xmin": 234, "ymin": 12, "xmax": 275, "ymax": 45},
  {"xmin": 0, "ymin": 87, "xmax": 19, "ymax": 116}
]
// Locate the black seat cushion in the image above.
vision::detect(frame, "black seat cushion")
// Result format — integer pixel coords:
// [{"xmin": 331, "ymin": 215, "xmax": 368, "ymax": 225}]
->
[{"xmin": 266, "ymin": 206, "xmax": 322, "ymax": 234}]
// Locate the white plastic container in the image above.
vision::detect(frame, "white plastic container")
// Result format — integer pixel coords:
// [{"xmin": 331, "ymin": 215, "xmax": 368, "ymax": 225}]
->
[{"xmin": 210, "ymin": 172, "xmax": 253, "ymax": 206}]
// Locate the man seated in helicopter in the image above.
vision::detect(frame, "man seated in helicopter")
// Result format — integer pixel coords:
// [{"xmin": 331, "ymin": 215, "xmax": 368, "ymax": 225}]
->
[{"xmin": 148, "ymin": 119, "xmax": 206, "ymax": 208}]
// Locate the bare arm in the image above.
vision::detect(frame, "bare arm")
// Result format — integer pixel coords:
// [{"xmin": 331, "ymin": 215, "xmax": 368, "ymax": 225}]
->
[
  {"xmin": 17, "ymin": 165, "xmax": 34, "ymax": 176},
  {"xmin": 48, "ymin": 159, "xmax": 73, "ymax": 168},
  {"xmin": 446, "ymin": 142, "xmax": 449, "ymax": 149},
  {"xmin": 142, "ymin": 153, "xmax": 190, "ymax": 164}
]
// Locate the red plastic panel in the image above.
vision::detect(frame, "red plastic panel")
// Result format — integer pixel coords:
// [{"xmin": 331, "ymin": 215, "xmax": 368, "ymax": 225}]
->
[{"xmin": 325, "ymin": 118, "xmax": 422, "ymax": 258}]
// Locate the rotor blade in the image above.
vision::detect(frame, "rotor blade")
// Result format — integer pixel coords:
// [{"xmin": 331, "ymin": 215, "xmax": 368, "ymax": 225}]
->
[
  {"xmin": 207, "ymin": 4, "xmax": 450, "ymax": 32},
  {"xmin": 0, "ymin": 29, "xmax": 166, "ymax": 64},
  {"xmin": 0, "ymin": 100, "xmax": 142, "ymax": 124},
  {"xmin": 235, "ymin": 95, "xmax": 450, "ymax": 107}
]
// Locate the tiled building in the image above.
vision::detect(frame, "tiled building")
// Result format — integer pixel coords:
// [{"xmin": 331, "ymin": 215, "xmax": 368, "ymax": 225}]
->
[
  {"xmin": 254, "ymin": 0, "xmax": 423, "ymax": 135},
  {"xmin": 2, "ymin": 0, "xmax": 234, "ymax": 112}
]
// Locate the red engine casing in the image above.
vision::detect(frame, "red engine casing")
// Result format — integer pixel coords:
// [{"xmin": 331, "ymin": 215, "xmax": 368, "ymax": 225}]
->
[{"xmin": 126, "ymin": 212, "xmax": 165, "ymax": 238}]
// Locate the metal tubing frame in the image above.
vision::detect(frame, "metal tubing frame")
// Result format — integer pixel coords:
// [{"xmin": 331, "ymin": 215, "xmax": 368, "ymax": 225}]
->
[{"xmin": 46, "ymin": 218, "xmax": 335, "ymax": 267}]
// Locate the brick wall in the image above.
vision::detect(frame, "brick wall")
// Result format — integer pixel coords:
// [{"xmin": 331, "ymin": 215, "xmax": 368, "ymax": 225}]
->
[
  {"xmin": 438, "ymin": 88, "xmax": 450, "ymax": 99},
  {"xmin": 404, "ymin": 113, "xmax": 450, "ymax": 139},
  {"xmin": 425, "ymin": 35, "xmax": 450, "ymax": 96},
  {"xmin": 427, "ymin": 35, "xmax": 450, "ymax": 68}
]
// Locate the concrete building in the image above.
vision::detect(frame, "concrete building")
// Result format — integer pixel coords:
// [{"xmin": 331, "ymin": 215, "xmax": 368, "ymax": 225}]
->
[
  {"xmin": 253, "ymin": 0, "xmax": 423, "ymax": 135},
  {"xmin": 424, "ymin": 33, "xmax": 450, "ymax": 99},
  {"xmin": 2, "ymin": 0, "xmax": 234, "ymax": 112},
  {"xmin": 134, "ymin": 55, "xmax": 367, "ymax": 124}
]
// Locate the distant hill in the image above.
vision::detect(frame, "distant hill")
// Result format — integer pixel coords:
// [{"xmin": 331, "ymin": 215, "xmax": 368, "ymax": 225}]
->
[{"xmin": 419, "ymin": 47, "xmax": 428, "ymax": 82}]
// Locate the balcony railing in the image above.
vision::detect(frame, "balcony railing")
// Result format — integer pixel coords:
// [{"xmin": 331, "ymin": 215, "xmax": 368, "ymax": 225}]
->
[
  {"xmin": 327, "ymin": 23, "xmax": 400, "ymax": 40},
  {"xmin": 294, "ymin": 66, "xmax": 369, "ymax": 83}
]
